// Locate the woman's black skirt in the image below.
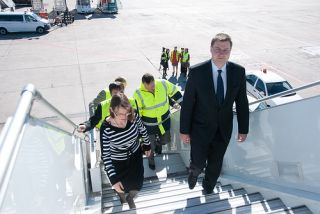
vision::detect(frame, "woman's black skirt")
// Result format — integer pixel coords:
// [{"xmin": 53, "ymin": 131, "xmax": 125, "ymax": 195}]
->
[{"xmin": 112, "ymin": 148, "xmax": 144, "ymax": 192}]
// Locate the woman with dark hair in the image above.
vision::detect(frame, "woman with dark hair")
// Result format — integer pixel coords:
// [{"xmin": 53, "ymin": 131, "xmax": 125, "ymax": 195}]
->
[{"xmin": 100, "ymin": 93, "xmax": 151, "ymax": 209}]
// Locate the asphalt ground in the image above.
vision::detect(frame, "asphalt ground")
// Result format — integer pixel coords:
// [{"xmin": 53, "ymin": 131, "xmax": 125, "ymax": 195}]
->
[{"xmin": 0, "ymin": 0, "xmax": 320, "ymax": 130}]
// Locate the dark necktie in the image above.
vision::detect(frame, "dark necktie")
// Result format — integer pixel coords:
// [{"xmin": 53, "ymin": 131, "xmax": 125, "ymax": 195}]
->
[{"xmin": 217, "ymin": 70, "xmax": 224, "ymax": 105}]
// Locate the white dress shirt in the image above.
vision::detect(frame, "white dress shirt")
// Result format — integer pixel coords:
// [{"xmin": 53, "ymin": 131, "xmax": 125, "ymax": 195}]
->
[{"xmin": 211, "ymin": 61, "xmax": 227, "ymax": 98}]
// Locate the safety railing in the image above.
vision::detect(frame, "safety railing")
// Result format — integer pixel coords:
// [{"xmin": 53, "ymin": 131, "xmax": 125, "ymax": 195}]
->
[
  {"xmin": 0, "ymin": 84, "xmax": 88, "ymax": 210},
  {"xmin": 248, "ymin": 80, "xmax": 320, "ymax": 106}
]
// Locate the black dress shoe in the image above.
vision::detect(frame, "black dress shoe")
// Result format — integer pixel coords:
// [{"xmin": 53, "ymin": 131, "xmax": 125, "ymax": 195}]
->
[
  {"xmin": 188, "ymin": 174, "xmax": 198, "ymax": 189},
  {"xmin": 202, "ymin": 179, "xmax": 213, "ymax": 194},
  {"xmin": 201, "ymin": 187, "xmax": 213, "ymax": 195}
]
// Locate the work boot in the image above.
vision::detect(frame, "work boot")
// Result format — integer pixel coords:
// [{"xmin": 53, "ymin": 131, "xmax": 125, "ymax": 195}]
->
[
  {"xmin": 148, "ymin": 155, "xmax": 156, "ymax": 170},
  {"xmin": 126, "ymin": 190, "xmax": 138, "ymax": 209},
  {"xmin": 117, "ymin": 192, "xmax": 127, "ymax": 204},
  {"xmin": 155, "ymin": 144, "xmax": 162, "ymax": 155}
]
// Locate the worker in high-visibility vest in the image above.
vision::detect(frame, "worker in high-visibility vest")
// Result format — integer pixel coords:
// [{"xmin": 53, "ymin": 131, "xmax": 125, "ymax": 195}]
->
[
  {"xmin": 181, "ymin": 48, "xmax": 190, "ymax": 76},
  {"xmin": 179, "ymin": 47, "xmax": 185, "ymax": 75},
  {"xmin": 78, "ymin": 82, "xmax": 137, "ymax": 132},
  {"xmin": 159, "ymin": 47, "xmax": 169, "ymax": 79},
  {"xmin": 185, "ymin": 48, "xmax": 190, "ymax": 74},
  {"xmin": 90, "ymin": 77, "xmax": 128, "ymax": 110},
  {"xmin": 170, "ymin": 46, "xmax": 180, "ymax": 76},
  {"xmin": 133, "ymin": 73, "xmax": 183, "ymax": 170},
  {"xmin": 159, "ymin": 47, "xmax": 166, "ymax": 71}
]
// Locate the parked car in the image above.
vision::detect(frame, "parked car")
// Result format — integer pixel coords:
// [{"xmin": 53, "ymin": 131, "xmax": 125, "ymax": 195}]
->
[
  {"xmin": 246, "ymin": 69, "xmax": 302, "ymax": 107},
  {"xmin": 0, "ymin": 11, "xmax": 50, "ymax": 35},
  {"xmin": 247, "ymin": 94, "xmax": 267, "ymax": 112},
  {"xmin": 233, "ymin": 94, "xmax": 267, "ymax": 113}
]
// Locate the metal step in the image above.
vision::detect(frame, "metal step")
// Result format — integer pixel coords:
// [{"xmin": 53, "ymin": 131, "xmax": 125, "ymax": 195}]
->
[
  {"xmin": 102, "ymin": 174, "xmax": 211, "ymax": 197},
  {"xmin": 109, "ymin": 188, "xmax": 247, "ymax": 214},
  {"xmin": 156, "ymin": 192, "xmax": 264, "ymax": 214},
  {"xmin": 103, "ymin": 183, "xmax": 235, "ymax": 213},
  {"xmin": 211, "ymin": 198, "xmax": 286, "ymax": 214},
  {"xmin": 266, "ymin": 205, "xmax": 313, "ymax": 214},
  {"xmin": 102, "ymin": 182, "xmax": 230, "ymax": 209},
  {"xmin": 102, "ymin": 172, "xmax": 192, "ymax": 194},
  {"xmin": 100, "ymin": 153, "xmax": 313, "ymax": 214},
  {"xmin": 142, "ymin": 153, "xmax": 187, "ymax": 179}
]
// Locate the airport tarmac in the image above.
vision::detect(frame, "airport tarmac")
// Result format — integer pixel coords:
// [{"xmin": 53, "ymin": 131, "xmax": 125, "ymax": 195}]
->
[{"xmin": 0, "ymin": 0, "xmax": 320, "ymax": 130}]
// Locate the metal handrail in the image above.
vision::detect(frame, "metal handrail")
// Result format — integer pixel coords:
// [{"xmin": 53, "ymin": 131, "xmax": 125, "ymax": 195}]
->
[
  {"xmin": 0, "ymin": 83, "xmax": 85, "ymax": 208},
  {"xmin": 0, "ymin": 84, "xmax": 35, "ymax": 207},
  {"xmin": 36, "ymin": 92, "xmax": 78, "ymax": 131},
  {"xmin": 248, "ymin": 80, "xmax": 320, "ymax": 106}
]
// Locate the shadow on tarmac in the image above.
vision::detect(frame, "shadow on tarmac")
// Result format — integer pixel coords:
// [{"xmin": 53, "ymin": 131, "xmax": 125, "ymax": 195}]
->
[
  {"xmin": 168, "ymin": 73, "xmax": 187, "ymax": 91},
  {"xmin": 0, "ymin": 32, "xmax": 48, "ymax": 40},
  {"xmin": 73, "ymin": 10, "xmax": 117, "ymax": 21}
]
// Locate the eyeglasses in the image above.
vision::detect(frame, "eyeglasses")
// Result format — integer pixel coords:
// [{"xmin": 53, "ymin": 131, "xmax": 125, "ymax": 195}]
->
[
  {"xmin": 114, "ymin": 111, "xmax": 131, "ymax": 117},
  {"xmin": 213, "ymin": 48, "xmax": 231, "ymax": 54}
]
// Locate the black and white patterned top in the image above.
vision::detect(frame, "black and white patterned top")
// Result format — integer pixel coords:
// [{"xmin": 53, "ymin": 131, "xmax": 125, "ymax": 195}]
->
[{"xmin": 100, "ymin": 113, "xmax": 150, "ymax": 184}]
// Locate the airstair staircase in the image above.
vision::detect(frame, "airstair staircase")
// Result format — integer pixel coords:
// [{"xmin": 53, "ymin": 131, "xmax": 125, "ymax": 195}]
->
[
  {"xmin": 101, "ymin": 154, "xmax": 312, "ymax": 214},
  {"xmin": 1, "ymin": 83, "xmax": 320, "ymax": 213}
]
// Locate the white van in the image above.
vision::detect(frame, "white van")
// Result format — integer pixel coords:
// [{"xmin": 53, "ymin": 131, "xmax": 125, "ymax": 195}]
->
[{"xmin": 0, "ymin": 11, "xmax": 50, "ymax": 35}]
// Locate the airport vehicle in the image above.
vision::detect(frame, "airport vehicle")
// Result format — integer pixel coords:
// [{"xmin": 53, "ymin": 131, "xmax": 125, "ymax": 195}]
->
[
  {"xmin": 0, "ymin": 11, "xmax": 50, "ymax": 34},
  {"xmin": 98, "ymin": 0, "xmax": 118, "ymax": 13},
  {"xmin": 246, "ymin": 69, "xmax": 302, "ymax": 107},
  {"xmin": 76, "ymin": 0, "xmax": 95, "ymax": 14}
]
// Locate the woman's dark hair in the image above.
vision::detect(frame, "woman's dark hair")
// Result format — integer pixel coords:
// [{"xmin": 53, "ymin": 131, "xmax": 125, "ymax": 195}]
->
[
  {"xmin": 142, "ymin": 73, "xmax": 155, "ymax": 84},
  {"xmin": 109, "ymin": 93, "xmax": 135, "ymax": 122}
]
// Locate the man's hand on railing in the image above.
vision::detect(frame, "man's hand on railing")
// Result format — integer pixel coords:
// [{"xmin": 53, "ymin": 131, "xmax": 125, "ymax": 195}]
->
[
  {"xmin": 237, "ymin": 133, "xmax": 247, "ymax": 143},
  {"xmin": 180, "ymin": 133, "xmax": 191, "ymax": 144},
  {"xmin": 77, "ymin": 124, "xmax": 86, "ymax": 133}
]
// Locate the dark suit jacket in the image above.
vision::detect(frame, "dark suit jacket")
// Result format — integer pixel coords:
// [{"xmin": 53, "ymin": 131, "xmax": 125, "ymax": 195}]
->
[{"xmin": 180, "ymin": 60, "xmax": 249, "ymax": 143}]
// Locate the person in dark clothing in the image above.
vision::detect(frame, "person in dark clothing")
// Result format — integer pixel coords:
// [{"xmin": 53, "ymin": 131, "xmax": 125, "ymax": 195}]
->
[
  {"xmin": 159, "ymin": 47, "xmax": 169, "ymax": 79},
  {"xmin": 100, "ymin": 94, "xmax": 151, "ymax": 209},
  {"xmin": 180, "ymin": 33, "xmax": 249, "ymax": 194}
]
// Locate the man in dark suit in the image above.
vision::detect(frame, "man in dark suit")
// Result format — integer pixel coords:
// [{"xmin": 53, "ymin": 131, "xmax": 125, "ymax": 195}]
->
[{"xmin": 180, "ymin": 33, "xmax": 249, "ymax": 194}]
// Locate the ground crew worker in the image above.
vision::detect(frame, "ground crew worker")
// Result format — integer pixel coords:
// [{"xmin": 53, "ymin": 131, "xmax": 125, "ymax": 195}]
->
[
  {"xmin": 181, "ymin": 48, "xmax": 190, "ymax": 76},
  {"xmin": 78, "ymin": 82, "xmax": 138, "ymax": 132},
  {"xmin": 170, "ymin": 46, "xmax": 180, "ymax": 76},
  {"xmin": 133, "ymin": 73, "xmax": 183, "ymax": 170},
  {"xmin": 159, "ymin": 47, "xmax": 166, "ymax": 71},
  {"xmin": 185, "ymin": 48, "xmax": 190, "ymax": 74},
  {"xmin": 91, "ymin": 77, "xmax": 128, "ymax": 110},
  {"xmin": 180, "ymin": 48, "xmax": 185, "ymax": 75},
  {"xmin": 165, "ymin": 48, "xmax": 170, "ymax": 77},
  {"xmin": 159, "ymin": 47, "xmax": 169, "ymax": 79}
]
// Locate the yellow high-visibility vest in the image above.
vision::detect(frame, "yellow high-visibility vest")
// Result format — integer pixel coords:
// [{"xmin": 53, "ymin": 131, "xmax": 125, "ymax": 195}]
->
[
  {"xmin": 182, "ymin": 52, "xmax": 189, "ymax": 63},
  {"xmin": 133, "ymin": 79, "xmax": 180, "ymax": 134},
  {"xmin": 104, "ymin": 89, "xmax": 111, "ymax": 100}
]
